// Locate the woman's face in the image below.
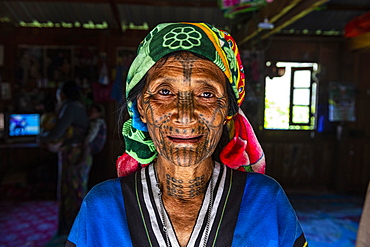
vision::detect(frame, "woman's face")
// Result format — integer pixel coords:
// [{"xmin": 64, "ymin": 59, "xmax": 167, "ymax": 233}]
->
[{"xmin": 137, "ymin": 52, "xmax": 229, "ymax": 167}]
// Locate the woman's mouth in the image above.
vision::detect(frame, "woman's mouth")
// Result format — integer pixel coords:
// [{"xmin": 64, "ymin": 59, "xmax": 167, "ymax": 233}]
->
[{"xmin": 167, "ymin": 135, "xmax": 203, "ymax": 143}]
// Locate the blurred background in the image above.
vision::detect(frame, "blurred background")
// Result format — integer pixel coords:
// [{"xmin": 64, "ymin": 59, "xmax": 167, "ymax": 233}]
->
[{"xmin": 0, "ymin": 0, "xmax": 369, "ymax": 246}]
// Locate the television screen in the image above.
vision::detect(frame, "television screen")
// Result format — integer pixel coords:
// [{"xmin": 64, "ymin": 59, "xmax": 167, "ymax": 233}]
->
[{"xmin": 9, "ymin": 113, "xmax": 40, "ymax": 137}]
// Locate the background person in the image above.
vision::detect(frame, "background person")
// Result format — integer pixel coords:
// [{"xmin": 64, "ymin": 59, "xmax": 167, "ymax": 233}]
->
[
  {"xmin": 85, "ymin": 102, "xmax": 107, "ymax": 155},
  {"xmin": 37, "ymin": 80, "xmax": 92, "ymax": 244}
]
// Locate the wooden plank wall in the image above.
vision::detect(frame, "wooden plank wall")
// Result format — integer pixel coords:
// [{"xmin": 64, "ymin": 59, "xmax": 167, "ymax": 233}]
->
[
  {"xmin": 258, "ymin": 35, "xmax": 370, "ymax": 193},
  {"xmin": 1, "ymin": 26, "xmax": 368, "ymax": 193}
]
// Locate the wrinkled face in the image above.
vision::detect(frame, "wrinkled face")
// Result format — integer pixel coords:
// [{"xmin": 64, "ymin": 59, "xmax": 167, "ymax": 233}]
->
[{"xmin": 137, "ymin": 52, "xmax": 229, "ymax": 167}]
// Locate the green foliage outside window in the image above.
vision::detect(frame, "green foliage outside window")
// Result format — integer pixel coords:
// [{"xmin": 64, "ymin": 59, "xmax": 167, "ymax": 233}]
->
[{"xmin": 264, "ymin": 62, "xmax": 318, "ymax": 130}]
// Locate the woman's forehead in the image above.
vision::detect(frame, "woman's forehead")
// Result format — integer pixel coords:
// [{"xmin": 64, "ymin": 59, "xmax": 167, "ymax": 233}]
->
[
  {"xmin": 148, "ymin": 52, "xmax": 225, "ymax": 83},
  {"xmin": 147, "ymin": 65, "xmax": 226, "ymax": 91},
  {"xmin": 152, "ymin": 51, "xmax": 219, "ymax": 70}
]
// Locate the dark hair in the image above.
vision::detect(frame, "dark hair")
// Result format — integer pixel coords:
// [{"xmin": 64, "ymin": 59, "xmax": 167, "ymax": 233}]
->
[
  {"xmin": 226, "ymin": 80, "xmax": 238, "ymax": 116},
  {"xmin": 90, "ymin": 103, "xmax": 105, "ymax": 118},
  {"xmin": 42, "ymin": 95, "xmax": 56, "ymax": 113},
  {"xmin": 59, "ymin": 80, "xmax": 81, "ymax": 100},
  {"xmin": 117, "ymin": 76, "xmax": 146, "ymax": 130}
]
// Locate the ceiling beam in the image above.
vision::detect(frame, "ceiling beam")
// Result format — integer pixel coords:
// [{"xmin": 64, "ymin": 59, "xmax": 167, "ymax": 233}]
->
[
  {"xmin": 12, "ymin": 0, "xmax": 218, "ymax": 7},
  {"xmin": 325, "ymin": 4, "xmax": 370, "ymax": 11},
  {"xmin": 109, "ymin": 0, "xmax": 124, "ymax": 34},
  {"xmin": 116, "ymin": 0, "xmax": 217, "ymax": 7},
  {"xmin": 238, "ymin": 0, "xmax": 303, "ymax": 45},
  {"xmin": 239, "ymin": 0, "xmax": 330, "ymax": 45},
  {"xmin": 260, "ymin": 0, "xmax": 330, "ymax": 40}
]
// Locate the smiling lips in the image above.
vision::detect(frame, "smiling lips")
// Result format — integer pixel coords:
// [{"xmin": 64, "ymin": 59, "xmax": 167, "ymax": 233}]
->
[{"xmin": 167, "ymin": 135, "xmax": 203, "ymax": 143}]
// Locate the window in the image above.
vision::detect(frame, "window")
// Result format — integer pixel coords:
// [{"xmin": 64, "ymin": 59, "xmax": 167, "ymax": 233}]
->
[{"xmin": 264, "ymin": 62, "xmax": 318, "ymax": 130}]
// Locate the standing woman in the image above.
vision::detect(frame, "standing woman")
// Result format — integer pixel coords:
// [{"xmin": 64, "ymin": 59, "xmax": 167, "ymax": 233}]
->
[
  {"xmin": 67, "ymin": 23, "xmax": 307, "ymax": 246},
  {"xmin": 38, "ymin": 80, "xmax": 92, "ymax": 241}
]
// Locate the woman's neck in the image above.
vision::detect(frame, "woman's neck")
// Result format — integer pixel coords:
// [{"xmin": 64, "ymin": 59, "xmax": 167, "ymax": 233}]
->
[
  {"xmin": 155, "ymin": 156, "xmax": 214, "ymax": 201},
  {"xmin": 154, "ymin": 156, "xmax": 214, "ymax": 246}
]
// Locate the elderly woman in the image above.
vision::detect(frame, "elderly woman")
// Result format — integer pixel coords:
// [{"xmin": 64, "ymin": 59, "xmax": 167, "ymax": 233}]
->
[{"xmin": 67, "ymin": 23, "xmax": 307, "ymax": 247}]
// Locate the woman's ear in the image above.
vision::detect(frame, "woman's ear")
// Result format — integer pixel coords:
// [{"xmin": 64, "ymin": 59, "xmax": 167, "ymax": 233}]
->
[{"xmin": 136, "ymin": 94, "xmax": 147, "ymax": 124}]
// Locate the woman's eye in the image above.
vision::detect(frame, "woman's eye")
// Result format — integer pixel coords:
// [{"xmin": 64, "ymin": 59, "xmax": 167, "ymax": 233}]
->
[
  {"xmin": 158, "ymin": 89, "xmax": 172, "ymax": 95},
  {"xmin": 200, "ymin": 92, "xmax": 214, "ymax": 98}
]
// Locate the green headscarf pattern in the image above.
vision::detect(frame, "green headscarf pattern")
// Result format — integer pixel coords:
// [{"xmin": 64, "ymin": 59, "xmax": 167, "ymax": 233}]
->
[{"xmin": 122, "ymin": 22, "xmax": 246, "ymax": 165}]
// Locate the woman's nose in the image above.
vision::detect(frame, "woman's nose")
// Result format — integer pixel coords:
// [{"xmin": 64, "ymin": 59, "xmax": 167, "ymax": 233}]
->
[{"xmin": 175, "ymin": 91, "xmax": 196, "ymax": 125}]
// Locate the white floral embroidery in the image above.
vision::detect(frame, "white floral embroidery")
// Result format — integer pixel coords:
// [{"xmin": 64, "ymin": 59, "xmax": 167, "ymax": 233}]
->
[{"xmin": 163, "ymin": 27, "xmax": 202, "ymax": 49}]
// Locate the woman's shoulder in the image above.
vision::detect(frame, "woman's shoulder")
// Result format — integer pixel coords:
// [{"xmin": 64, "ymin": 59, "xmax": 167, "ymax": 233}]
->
[
  {"xmin": 62, "ymin": 100, "xmax": 86, "ymax": 112},
  {"xmin": 246, "ymin": 172, "xmax": 280, "ymax": 185},
  {"xmin": 84, "ymin": 178, "xmax": 123, "ymax": 203},
  {"xmin": 231, "ymin": 168, "xmax": 284, "ymax": 194},
  {"xmin": 91, "ymin": 177, "xmax": 122, "ymax": 189}
]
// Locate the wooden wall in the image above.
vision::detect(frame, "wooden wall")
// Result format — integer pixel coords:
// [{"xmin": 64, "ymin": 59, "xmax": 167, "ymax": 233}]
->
[
  {"xmin": 0, "ymin": 25, "xmax": 148, "ymax": 187},
  {"xmin": 257, "ymin": 35, "xmax": 370, "ymax": 193},
  {"xmin": 1, "ymin": 25, "xmax": 369, "ymax": 193}
]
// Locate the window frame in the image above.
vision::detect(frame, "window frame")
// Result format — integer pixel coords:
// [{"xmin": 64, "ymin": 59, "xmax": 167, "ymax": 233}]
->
[
  {"xmin": 263, "ymin": 62, "xmax": 318, "ymax": 131},
  {"xmin": 289, "ymin": 67, "xmax": 314, "ymax": 127}
]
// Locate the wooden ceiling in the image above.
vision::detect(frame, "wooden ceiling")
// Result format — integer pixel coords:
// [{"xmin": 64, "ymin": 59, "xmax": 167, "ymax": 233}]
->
[{"xmin": 1, "ymin": 0, "xmax": 369, "ymax": 47}]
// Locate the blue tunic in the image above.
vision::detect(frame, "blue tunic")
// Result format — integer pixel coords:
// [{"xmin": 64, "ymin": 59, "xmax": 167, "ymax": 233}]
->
[{"xmin": 67, "ymin": 164, "xmax": 307, "ymax": 246}]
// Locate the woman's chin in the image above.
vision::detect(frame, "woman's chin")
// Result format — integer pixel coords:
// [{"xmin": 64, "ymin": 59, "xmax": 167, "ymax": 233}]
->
[{"xmin": 163, "ymin": 154, "xmax": 211, "ymax": 168}]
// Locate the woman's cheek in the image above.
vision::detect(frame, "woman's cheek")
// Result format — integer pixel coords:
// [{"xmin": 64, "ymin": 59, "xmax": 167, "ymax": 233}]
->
[{"xmin": 201, "ymin": 107, "xmax": 227, "ymax": 127}]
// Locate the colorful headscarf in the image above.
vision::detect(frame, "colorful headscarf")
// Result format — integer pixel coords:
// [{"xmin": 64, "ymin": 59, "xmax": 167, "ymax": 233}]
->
[{"xmin": 117, "ymin": 22, "xmax": 265, "ymax": 177}]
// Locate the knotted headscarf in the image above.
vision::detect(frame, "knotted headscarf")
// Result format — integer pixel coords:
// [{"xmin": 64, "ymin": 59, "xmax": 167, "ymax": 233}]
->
[{"xmin": 117, "ymin": 22, "xmax": 265, "ymax": 177}]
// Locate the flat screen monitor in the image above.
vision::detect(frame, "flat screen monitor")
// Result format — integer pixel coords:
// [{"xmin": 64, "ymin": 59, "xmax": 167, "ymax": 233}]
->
[{"xmin": 8, "ymin": 113, "xmax": 40, "ymax": 137}]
